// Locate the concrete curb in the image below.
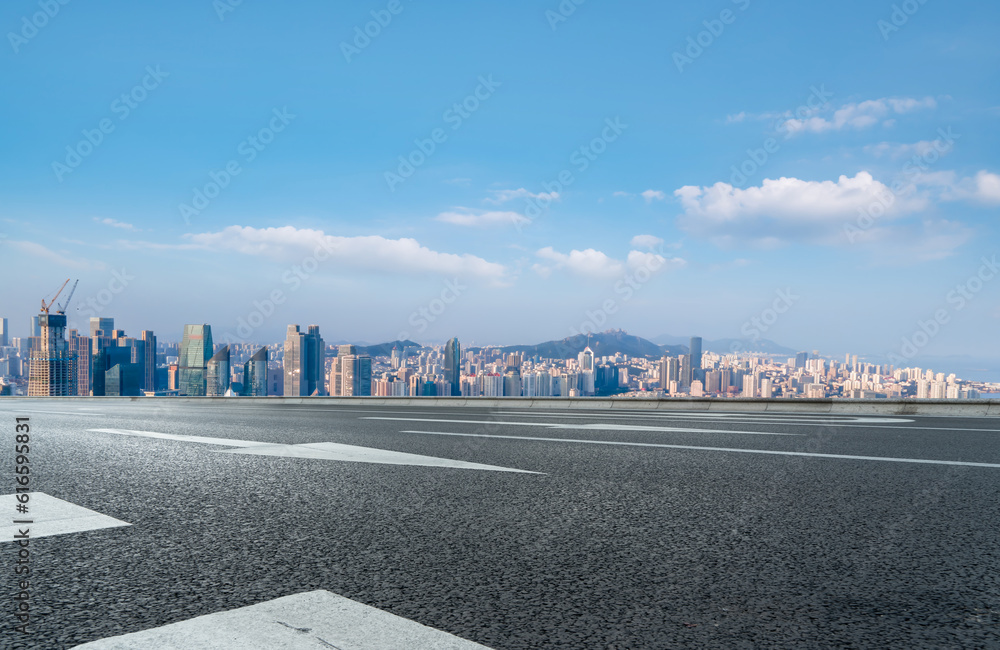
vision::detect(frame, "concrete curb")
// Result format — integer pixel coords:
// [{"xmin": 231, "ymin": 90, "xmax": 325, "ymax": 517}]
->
[{"xmin": 4, "ymin": 396, "xmax": 1000, "ymax": 417}]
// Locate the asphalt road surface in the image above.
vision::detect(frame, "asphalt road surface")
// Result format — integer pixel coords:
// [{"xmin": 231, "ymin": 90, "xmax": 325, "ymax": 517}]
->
[{"xmin": 2, "ymin": 400, "xmax": 1000, "ymax": 649}]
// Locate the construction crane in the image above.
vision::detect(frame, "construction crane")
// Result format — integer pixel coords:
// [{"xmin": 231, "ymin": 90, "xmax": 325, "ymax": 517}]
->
[
  {"xmin": 56, "ymin": 279, "xmax": 78, "ymax": 315},
  {"xmin": 40, "ymin": 278, "xmax": 71, "ymax": 315}
]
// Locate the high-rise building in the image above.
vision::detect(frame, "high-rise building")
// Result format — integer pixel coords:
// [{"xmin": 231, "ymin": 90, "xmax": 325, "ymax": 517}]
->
[
  {"xmin": 27, "ymin": 312, "xmax": 77, "ymax": 396},
  {"xmin": 578, "ymin": 346, "xmax": 594, "ymax": 372},
  {"xmin": 242, "ymin": 347, "xmax": 268, "ymax": 396},
  {"xmin": 659, "ymin": 356, "xmax": 679, "ymax": 388},
  {"xmin": 178, "ymin": 324, "xmax": 213, "ymax": 396},
  {"xmin": 283, "ymin": 325, "xmax": 325, "ymax": 396},
  {"xmin": 679, "ymin": 354, "xmax": 693, "ymax": 388},
  {"xmin": 141, "ymin": 331, "xmax": 156, "ymax": 391},
  {"xmin": 689, "ymin": 336, "xmax": 703, "ymax": 381},
  {"xmin": 444, "ymin": 337, "xmax": 461, "ymax": 396},
  {"xmin": 795, "ymin": 352, "xmax": 809, "ymax": 369},
  {"xmin": 67, "ymin": 329, "xmax": 91, "ymax": 395},
  {"xmin": 89, "ymin": 317, "xmax": 114, "ymax": 338},
  {"xmin": 93, "ymin": 344, "xmax": 142, "ymax": 396},
  {"xmin": 0, "ymin": 317, "xmax": 8, "ymax": 347},
  {"xmin": 30, "ymin": 315, "xmax": 40, "ymax": 337},
  {"xmin": 206, "ymin": 346, "xmax": 231, "ymax": 397},
  {"xmin": 330, "ymin": 345, "xmax": 371, "ymax": 396}
]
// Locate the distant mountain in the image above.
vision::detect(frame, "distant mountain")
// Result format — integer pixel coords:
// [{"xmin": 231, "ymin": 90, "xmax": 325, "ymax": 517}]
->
[
  {"xmin": 334, "ymin": 340, "xmax": 422, "ymax": 357},
  {"xmin": 490, "ymin": 330, "xmax": 684, "ymax": 360},
  {"xmin": 652, "ymin": 334, "xmax": 798, "ymax": 356}
]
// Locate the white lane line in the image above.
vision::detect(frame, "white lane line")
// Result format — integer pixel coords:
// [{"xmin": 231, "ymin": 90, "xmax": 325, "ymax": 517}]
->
[
  {"xmin": 400, "ymin": 431, "xmax": 1000, "ymax": 469},
  {"xmin": 362, "ymin": 417, "xmax": 801, "ymax": 436},
  {"xmin": 0, "ymin": 493, "xmax": 129, "ymax": 541},
  {"xmin": 88, "ymin": 429, "xmax": 540, "ymax": 474},
  {"xmin": 0, "ymin": 410, "xmax": 106, "ymax": 416},
  {"xmin": 499, "ymin": 411, "xmax": 914, "ymax": 424},
  {"xmin": 89, "ymin": 429, "xmax": 272, "ymax": 448},
  {"xmin": 72, "ymin": 589, "xmax": 494, "ymax": 649}
]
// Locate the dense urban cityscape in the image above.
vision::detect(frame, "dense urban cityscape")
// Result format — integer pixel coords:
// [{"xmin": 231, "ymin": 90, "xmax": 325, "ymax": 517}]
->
[{"xmin": 4, "ymin": 297, "xmax": 997, "ymax": 400}]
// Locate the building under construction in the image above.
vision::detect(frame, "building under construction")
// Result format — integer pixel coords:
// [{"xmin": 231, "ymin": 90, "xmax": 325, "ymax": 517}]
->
[{"xmin": 27, "ymin": 279, "xmax": 79, "ymax": 397}]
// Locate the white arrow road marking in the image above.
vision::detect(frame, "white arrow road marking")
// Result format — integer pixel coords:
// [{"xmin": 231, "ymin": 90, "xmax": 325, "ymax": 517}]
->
[
  {"xmin": 87, "ymin": 429, "xmax": 541, "ymax": 474},
  {"xmin": 400, "ymin": 431, "xmax": 1000, "ymax": 469},
  {"xmin": 72, "ymin": 589, "xmax": 494, "ymax": 649},
  {"xmin": 361, "ymin": 417, "xmax": 802, "ymax": 436},
  {"xmin": 1, "ymin": 493, "xmax": 130, "ymax": 541}
]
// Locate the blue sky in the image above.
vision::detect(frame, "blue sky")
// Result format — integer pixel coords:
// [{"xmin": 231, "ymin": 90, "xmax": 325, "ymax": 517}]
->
[{"xmin": 1, "ymin": 0, "xmax": 998, "ymax": 366}]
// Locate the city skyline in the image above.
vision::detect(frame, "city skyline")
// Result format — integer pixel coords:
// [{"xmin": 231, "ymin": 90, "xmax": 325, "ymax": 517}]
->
[{"xmin": 1, "ymin": 2, "xmax": 998, "ymax": 365}]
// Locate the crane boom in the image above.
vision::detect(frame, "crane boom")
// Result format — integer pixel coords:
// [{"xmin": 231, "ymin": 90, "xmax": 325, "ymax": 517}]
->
[
  {"xmin": 57, "ymin": 279, "xmax": 79, "ymax": 314},
  {"xmin": 40, "ymin": 278, "xmax": 70, "ymax": 315}
]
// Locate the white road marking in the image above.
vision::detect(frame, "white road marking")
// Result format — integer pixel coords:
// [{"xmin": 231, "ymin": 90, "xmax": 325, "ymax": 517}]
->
[
  {"xmin": 500, "ymin": 411, "xmax": 915, "ymax": 424},
  {"xmin": 87, "ymin": 429, "xmax": 540, "ymax": 474},
  {"xmin": 72, "ymin": 589, "xmax": 494, "ymax": 649},
  {"xmin": 89, "ymin": 428, "xmax": 272, "ymax": 448},
  {"xmin": 400, "ymin": 431, "xmax": 1000, "ymax": 469},
  {"xmin": 362, "ymin": 417, "xmax": 801, "ymax": 436},
  {"xmin": 0, "ymin": 409, "xmax": 106, "ymax": 416},
  {"xmin": 0, "ymin": 493, "xmax": 129, "ymax": 541}
]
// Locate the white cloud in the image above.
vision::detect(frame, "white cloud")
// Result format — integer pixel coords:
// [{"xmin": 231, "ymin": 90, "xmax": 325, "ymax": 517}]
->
[
  {"xmin": 777, "ymin": 96, "xmax": 937, "ymax": 136},
  {"xmin": 675, "ymin": 172, "xmax": 927, "ymax": 246},
  {"xmin": 630, "ymin": 234, "xmax": 664, "ymax": 249},
  {"xmin": 11, "ymin": 241, "xmax": 106, "ymax": 270},
  {"xmin": 916, "ymin": 169, "xmax": 1000, "ymax": 205},
  {"xmin": 182, "ymin": 226, "xmax": 507, "ymax": 281},
  {"xmin": 534, "ymin": 246, "xmax": 685, "ymax": 279},
  {"xmin": 536, "ymin": 246, "xmax": 623, "ymax": 279},
  {"xmin": 94, "ymin": 217, "xmax": 138, "ymax": 231},
  {"xmin": 485, "ymin": 188, "xmax": 560, "ymax": 205},
  {"xmin": 725, "ymin": 111, "xmax": 747, "ymax": 124},
  {"xmin": 851, "ymin": 219, "xmax": 973, "ymax": 263},
  {"xmin": 613, "ymin": 191, "xmax": 635, "ymax": 198},
  {"xmin": 974, "ymin": 170, "xmax": 1000, "ymax": 204},
  {"xmin": 435, "ymin": 209, "xmax": 529, "ymax": 228},
  {"xmin": 641, "ymin": 189, "xmax": 667, "ymax": 203},
  {"xmin": 864, "ymin": 140, "xmax": 946, "ymax": 159}
]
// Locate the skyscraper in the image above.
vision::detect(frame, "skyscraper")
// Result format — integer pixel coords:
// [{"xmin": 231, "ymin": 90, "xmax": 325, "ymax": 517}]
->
[
  {"xmin": 578, "ymin": 346, "xmax": 595, "ymax": 372},
  {"xmin": 330, "ymin": 345, "xmax": 371, "ymax": 396},
  {"xmin": 795, "ymin": 352, "xmax": 809, "ymax": 369},
  {"xmin": 689, "ymin": 336, "xmax": 703, "ymax": 381},
  {"xmin": 141, "ymin": 330, "xmax": 157, "ymax": 391},
  {"xmin": 206, "ymin": 345, "xmax": 231, "ymax": 397},
  {"xmin": 30, "ymin": 315, "xmax": 40, "ymax": 337},
  {"xmin": 0, "ymin": 317, "xmax": 8, "ymax": 347},
  {"xmin": 27, "ymin": 312, "xmax": 77, "ymax": 397},
  {"xmin": 283, "ymin": 325, "xmax": 325, "ymax": 396},
  {"xmin": 444, "ymin": 337, "xmax": 461, "ymax": 396},
  {"xmin": 242, "ymin": 347, "xmax": 269, "ymax": 396},
  {"xmin": 178, "ymin": 324, "xmax": 213, "ymax": 396},
  {"xmin": 89, "ymin": 317, "xmax": 114, "ymax": 337}
]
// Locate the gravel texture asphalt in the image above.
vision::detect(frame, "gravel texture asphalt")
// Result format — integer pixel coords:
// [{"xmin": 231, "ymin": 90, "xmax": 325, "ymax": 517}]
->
[{"xmin": 2, "ymin": 399, "xmax": 1000, "ymax": 649}]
